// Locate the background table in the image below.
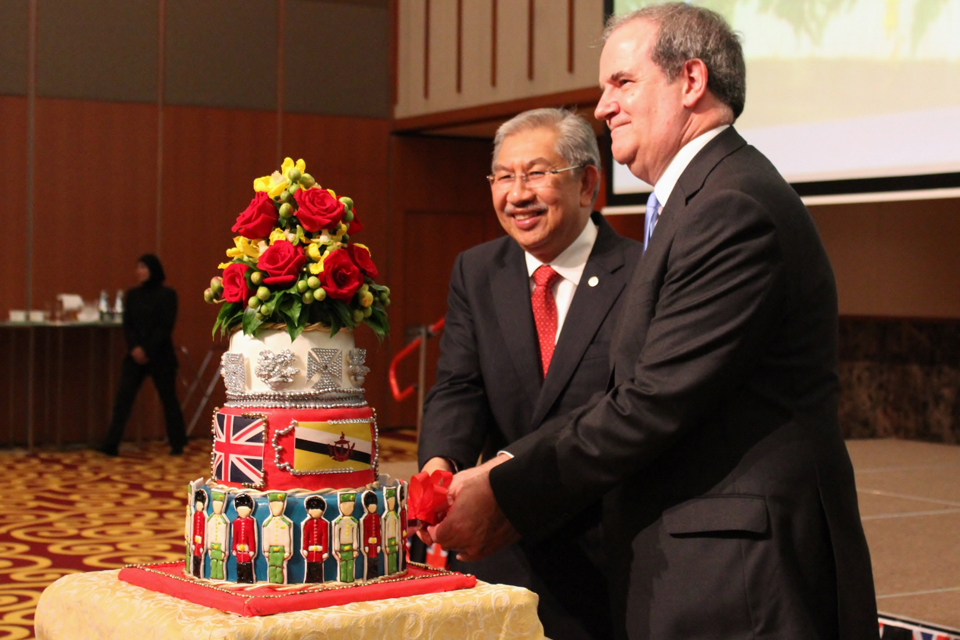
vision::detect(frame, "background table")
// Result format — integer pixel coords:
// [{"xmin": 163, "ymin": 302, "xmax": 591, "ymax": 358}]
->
[{"xmin": 35, "ymin": 569, "xmax": 546, "ymax": 640}]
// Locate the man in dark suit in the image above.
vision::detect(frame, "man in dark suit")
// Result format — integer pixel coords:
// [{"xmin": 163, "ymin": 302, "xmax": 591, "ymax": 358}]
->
[
  {"xmin": 429, "ymin": 5, "xmax": 879, "ymax": 639},
  {"xmin": 417, "ymin": 108, "xmax": 642, "ymax": 640}
]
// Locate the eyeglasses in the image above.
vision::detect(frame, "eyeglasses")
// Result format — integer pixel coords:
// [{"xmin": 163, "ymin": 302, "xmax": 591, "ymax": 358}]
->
[{"xmin": 486, "ymin": 164, "xmax": 585, "ymax": 191}]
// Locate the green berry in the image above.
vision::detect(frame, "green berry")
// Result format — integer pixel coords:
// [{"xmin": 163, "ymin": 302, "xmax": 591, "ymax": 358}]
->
[
  {"xmin": 343, "ymin": 209, "xmax": 354, "ymax": 223},
  {"xmin": 379, "ymin": 292, "xmax": 389, "ymax": 303},
  {"xmin": 363, "ymin": 306, "xmax": 373, "ymax": 318},
  {"xmin": 352, "ymin": 309, "xmax": 364, "ymax": 324},
  {"xmin": 302, "ymin": 291, "xmax": 315, "ymax": 304},
  {"xmin": 289, "ymin": 184, "xmax": 300, "ymax": 195},
  {"xmin": 248, "ymin": 296, "xmax": 260, "ymax": 309},
  {"xmin": 360, "ymin": 291, "xmax": 374, "ymax": 308},
  {"xmin": 382, "ymin": 286, "xmax": 391, "ymax": 296},
  {"xmin": 279, "ymin": 190, "xmax": 291, "ymax": 203},
  {"xmin": 257, "ymin": 286, "xmax": 270, "ymax": 301},
  {"xmin": 250, "ymin": 271, "xmax": 263, "ymax": 286},
  {"xmin": 287, "ymin": 168, "xmax": 302, "ymax": 183},
  {"xmin": 300, "ymin": 173, "xmax": 316, "ymax": 188},
  {"xmin": 279, "ymin": 203, "xmax": 293, "ymax": 218},
  {"xmin": 339, "ymin": 196, "xmax": 353, "ymax": 209},
  {"xmin": 315, "ymin": 288, "xmax": 327, "ymax": 302},
  {"xmin": 383, "ymin": 297, "xmax": 391, "ymax": 307},
  {"xmin": 256, "ymin": 312, "xmax": 265, "ymax": 320},
  {"xmin": 210, "ymin": 277, "xmax": 223, "ymax": 293},
  {"xmin": 340, "ymin": 234, "xmax": 349, "ymax": 244},
  {"xmin": 296, "ymin": 280, "xmax": 308, "ymax": 293},
  {"xmin": 307, "ymin": 276, "xmax": 321, "ymax": 289},
  {"xmin": 203, "ymin": 288, "xmax": 215, "ymax": 303}
]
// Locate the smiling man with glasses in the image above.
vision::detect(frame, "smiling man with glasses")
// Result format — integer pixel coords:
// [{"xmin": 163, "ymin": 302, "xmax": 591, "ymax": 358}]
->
[{"xmin": 417, "ymin": 108, "xmax": 641, "ymax": 640}]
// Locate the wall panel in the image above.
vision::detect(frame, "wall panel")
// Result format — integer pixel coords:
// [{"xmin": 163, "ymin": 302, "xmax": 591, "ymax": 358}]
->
[
  {"xmin": 0, "ymin": 0, "xmax": 29, "ymax": 96},
  {"xmin": 37, "ymin": 0, "xmax": 158, "ymax": 103},
  {"xmin": 387, "ymin": 134, "xmax": 500, "ymax": 428},
  {"xmin": 159, "ymin": 105, "xmax": 279, "ymax": 425},
  {"xmin": 284, "ymin": 1, "xmax": 390, "ymax": 117},
  {"xmin": 0, "ymin": 96, "xmax": 29, "ymax": 312},
  {"xmin": 811, "ymin": 198, "xmax": 960, "ymax": 319},
  {"xmin": 165, "ymin": 0, "xmax": 277, "ymax": 110}
]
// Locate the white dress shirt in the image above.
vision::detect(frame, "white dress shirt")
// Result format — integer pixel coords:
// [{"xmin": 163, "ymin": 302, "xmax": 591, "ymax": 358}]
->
[
  {"xmin": 524, "ymin": 218, "xmax": 599, "ymax": 344},
  {"xmin": 653, "ymin": 125, "xmax": 729, "ymax": 210}
]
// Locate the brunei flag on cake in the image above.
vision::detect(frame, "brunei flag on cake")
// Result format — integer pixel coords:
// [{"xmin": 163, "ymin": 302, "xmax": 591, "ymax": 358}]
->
[{"xmin": 293, "ymin": 420, "xmax": 373, "ymax": 472}]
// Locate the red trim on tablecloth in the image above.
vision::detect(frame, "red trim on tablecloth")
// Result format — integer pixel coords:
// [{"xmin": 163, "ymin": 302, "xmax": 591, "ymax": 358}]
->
[
  {"xmin": 119, "ymin": 562, "xmax": 476, "ymax": 617},
  {"xmin": 217, "ymin": 405, "xmax": 377, "ymax": 490}
]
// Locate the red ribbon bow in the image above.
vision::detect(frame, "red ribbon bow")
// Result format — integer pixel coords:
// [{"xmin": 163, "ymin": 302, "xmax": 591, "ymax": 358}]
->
[{"xmin": 407, "ymin": 469, "xmax": 453, "ymax": 525}]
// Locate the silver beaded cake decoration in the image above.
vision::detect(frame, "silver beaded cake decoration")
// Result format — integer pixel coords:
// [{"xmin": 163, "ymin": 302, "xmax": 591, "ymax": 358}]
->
[
  {"xmin": 347, "ymin": 349, "xmax": 370, "ymax": 386},
  {"xmin": 220, "ymin": 352, "xmax": 245, "ymax": 393},
  {"xmin": 224, "ymin": 389, "xmax": 367, "ymax": 409},
  {"xmin": 255, "ymin": 349, "xmax": 299, "ymax": 391},
  {"xmin": 306, "ymin": 348, "xmax": 342, "ymax": 391}
]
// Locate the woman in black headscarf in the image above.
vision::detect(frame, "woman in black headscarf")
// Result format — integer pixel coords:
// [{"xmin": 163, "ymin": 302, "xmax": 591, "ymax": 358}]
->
[{"xmin": 98, "ymin": 254, "xmax": 187, "ymax": 456}]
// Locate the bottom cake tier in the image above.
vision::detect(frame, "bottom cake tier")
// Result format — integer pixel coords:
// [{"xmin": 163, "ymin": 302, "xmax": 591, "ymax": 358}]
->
[{"xmin": 184, "ymin": 477, "xmax": 409, "ymax": 586}]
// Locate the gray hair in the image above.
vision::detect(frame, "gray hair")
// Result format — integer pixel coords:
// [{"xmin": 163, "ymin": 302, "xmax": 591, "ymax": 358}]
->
[
  {"xmin": 492, "ymin": 108, "xmax": 602, "ymax": 202},
  {"xmin": 604, "ymin": 3, "xmax": 745, "ymax": 120}
]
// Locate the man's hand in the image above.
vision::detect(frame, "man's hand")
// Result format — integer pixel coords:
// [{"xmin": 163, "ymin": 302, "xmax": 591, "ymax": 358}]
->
[
  {"xmin": 131, "ymin": 346, "xmax": 149, "ymax": 365},
  {"xmin": 426, "ymin": 454, "xmax": 519, "ymax": 561},
  {"xmin": 415, "ymin": 457, "xmax": 454, "ymax": 546}
]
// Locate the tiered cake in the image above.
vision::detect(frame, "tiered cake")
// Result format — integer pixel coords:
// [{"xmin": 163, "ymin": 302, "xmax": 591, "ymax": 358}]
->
[{"xmin": 187, "ymin": 158, "xmax": 405, "ymax": 587}]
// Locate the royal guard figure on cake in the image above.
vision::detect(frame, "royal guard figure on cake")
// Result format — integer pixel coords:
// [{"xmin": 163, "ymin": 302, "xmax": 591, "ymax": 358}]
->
[
  {"xmin": 360, "ymin": 490, "xmax": 382, "ymax": 580},
  {"xmin": 301, "ymin": 495, "xmax": 329, "ymax": 583},
  {"xmin": 398, "ymin": 482, "xmax": 408, "ymax": 571},
  {"xmin": 333, "ymin": 492, "xmax": 360, "ymax": 583},
  {"xmin": 261, "ymin": 492, "xmax": 293, "ymax": 584},
  {"xmin": 382, "ymin": 487, "xmax": 400, "ymax": 576},
  {"xmin": 206, "ymin": 490, "xmax": 230, "ymax": 580},
  {"xmin": 231, "ymin": 493, "xmax": 258, "ymax": 584},
  {"xmin": 191, "ymin": 490, "xmax": 207, "ymax": 578},
  {"xmin": 184, "ymin": 479, "xmax": 201, "ymax": 571}
]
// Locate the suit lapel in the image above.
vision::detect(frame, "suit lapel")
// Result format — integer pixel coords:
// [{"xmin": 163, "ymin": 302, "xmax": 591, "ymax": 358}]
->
[
  {"xmin": 530, "ymin": 215, "xmax": 627, "ymax": 428},
  {"xmin": 611, "ymin": 127, "xmax": 748, "ymax": 384},
  {"xmin": 490, "ymin": 242, "xmax": 543, "ymax": 406}
]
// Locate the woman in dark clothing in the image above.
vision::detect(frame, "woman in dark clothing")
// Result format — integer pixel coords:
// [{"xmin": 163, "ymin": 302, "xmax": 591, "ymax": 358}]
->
[{"xmin": 99, "ymin": 254, "xmax": 187, "ymax": 456}]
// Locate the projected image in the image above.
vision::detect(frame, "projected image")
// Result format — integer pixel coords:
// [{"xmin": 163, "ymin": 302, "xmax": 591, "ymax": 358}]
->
[{"xmin": 610, "ymin": 0, "xmax": 960, "ymax": 197}]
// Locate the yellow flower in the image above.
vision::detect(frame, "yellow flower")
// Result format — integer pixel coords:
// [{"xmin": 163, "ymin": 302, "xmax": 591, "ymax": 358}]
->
[
  {"xmin": 269, "ymin": 228, "xmax": 288, "ymax": 245},
  {"xmin": 252, "ymin": 158, "xmax": 306, "ymax": 198},
  {"xmin": 253, "ymin": 171, "xmax": 288, "ymax": 198},
  {"xmin": 225, "ymin": 236, "xmax": 261, "ymax": 260},
  {"xmin": 307, "ymin": 243, "xmax": 323, "ymax": 262}
]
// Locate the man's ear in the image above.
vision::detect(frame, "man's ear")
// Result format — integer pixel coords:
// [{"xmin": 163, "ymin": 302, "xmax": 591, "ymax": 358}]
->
[
  {"xmin": 680, "ymin": 58, "xmax": 709, "ymax": 109},
  {"xmin": 580, "ymin": 164, "xmax": 600, "ymax": 207}
]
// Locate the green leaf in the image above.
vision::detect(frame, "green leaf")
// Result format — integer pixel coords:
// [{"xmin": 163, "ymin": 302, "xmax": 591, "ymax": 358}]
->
[
  {"xmin": 242, "ymin": 307, "xmax": 264, "ymax": 336},
  {"xmin": 363, "ymin": 306, "xmax": 389, "ymax": 342},
  {"xmin": 213, "ymin": 302, "xmax": 242, "ymax": 339}
]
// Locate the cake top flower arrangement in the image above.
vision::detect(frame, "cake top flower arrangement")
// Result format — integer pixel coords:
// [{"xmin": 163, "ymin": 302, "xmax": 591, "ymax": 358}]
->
[{"xmin": 205, "ymin": 158, "xmax": 389, "ymax": 341}]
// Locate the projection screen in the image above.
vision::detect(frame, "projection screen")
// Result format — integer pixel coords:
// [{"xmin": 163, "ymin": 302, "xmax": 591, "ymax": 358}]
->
[{"xmin": 605, "ymin": 0, "xmax": 960, "ymax": 207}]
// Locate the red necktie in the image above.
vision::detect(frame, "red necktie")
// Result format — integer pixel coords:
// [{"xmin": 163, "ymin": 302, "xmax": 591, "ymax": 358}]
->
[{"xmin": 532, "ymin": 265, "xmax": 562, "ymax": 377}]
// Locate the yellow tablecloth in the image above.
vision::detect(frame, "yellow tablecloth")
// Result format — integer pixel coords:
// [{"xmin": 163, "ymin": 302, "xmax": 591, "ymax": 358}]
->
[{"xmin": 35, "ymin": 570, "xmax": 546, "ymax": 640}]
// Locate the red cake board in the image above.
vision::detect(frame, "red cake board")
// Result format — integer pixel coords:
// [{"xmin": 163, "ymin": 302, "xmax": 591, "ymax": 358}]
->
[{"xmin": 119, "ymin": 561, "xmax": 476, "ymax": 617}]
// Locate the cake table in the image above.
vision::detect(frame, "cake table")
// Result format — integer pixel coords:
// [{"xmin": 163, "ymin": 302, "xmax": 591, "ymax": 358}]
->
[{"xmin": 35, "ymin": 569, "xmax": 546, "ymax": 640}]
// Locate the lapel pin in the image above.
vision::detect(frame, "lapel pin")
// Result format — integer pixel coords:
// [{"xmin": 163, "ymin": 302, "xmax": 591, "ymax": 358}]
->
[{"xmin": 588, "ymin": 276, "xmax": 599, "ymax": 287}]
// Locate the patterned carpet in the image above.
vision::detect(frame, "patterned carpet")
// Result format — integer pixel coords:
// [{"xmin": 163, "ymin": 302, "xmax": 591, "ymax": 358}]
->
[{"xmin": 0, "ymin": 431, "xmax": 418, "ymax": 640}]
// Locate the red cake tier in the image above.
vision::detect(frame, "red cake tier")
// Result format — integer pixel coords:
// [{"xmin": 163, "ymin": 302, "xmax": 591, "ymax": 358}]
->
[{"xmin": 213, "ymin": 405, "xmax": 377, "ymax": 491}]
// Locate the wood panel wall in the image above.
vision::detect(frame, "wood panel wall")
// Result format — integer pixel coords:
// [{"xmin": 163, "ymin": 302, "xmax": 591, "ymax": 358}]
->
[
  {"xmin": 385, "ymin": 134, "xmax": 501, "ymax": 428},
  {"xmin": 394, "ymin": 0, "xmax": 605, "ymax": 119}
]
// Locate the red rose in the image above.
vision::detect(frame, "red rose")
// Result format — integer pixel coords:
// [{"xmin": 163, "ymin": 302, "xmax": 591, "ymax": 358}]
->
[
  {"xmin": 345, "ymin": 244, "xmax": 378, "ymax": 279},
  {"xmin": 232, "ymin": 192, "xmax": 278, "ymax": 239},
  {"xmin": 221, "ymin": 263, "xmax": 250, "ymax": 303},
  {"xmin": 347, "ymin": 208, "xmax": 364, "ymax": 235},
  {"xmin": 258, "ymin": 241, "xmax": 306, "ymax": 287},
  {"xmin": 319, "ymin": 248, "xmax": 363, "ymax": 301},
  {"xmin": 294, "ymin": 187, "xmax": 345, "ymax": 233}
]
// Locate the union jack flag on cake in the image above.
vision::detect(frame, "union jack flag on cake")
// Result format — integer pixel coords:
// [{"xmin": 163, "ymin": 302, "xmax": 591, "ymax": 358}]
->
[{"xmin": 213, "ymin": 413, "xmax": 266, "ymax": 487}]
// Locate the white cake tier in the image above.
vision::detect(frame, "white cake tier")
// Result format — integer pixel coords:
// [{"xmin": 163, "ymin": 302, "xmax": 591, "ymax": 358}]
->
[{"xmin": 221, "ymin": 326, "xmax": 369, "ymax": 407}]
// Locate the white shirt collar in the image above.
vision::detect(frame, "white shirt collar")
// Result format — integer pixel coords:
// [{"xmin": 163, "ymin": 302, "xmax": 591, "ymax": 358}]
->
[
  {"xmin": 524, "ymin": 217, "xmax": 598, "ymax": 285},
  {"xmin": 654, "ymin": 124, "xmax": 729, "ymax": 208}
]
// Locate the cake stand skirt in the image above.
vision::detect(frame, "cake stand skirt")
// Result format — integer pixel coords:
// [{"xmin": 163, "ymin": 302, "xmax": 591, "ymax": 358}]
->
[{"xmin": 35, "ymin": 569, "xmax": 546, "ymax": 640}]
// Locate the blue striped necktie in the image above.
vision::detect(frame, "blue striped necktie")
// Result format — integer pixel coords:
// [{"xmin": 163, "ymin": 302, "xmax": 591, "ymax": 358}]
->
[{"xmin": 644, "ymin": 191, "xmax": 661, "ymax": 253}]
